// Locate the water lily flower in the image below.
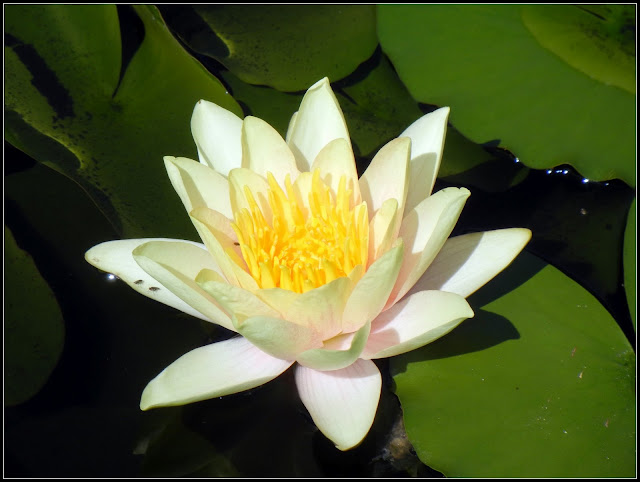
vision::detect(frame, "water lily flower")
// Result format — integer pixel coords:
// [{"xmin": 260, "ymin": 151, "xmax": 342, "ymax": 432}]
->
[{"xmin": 85, "ymin": 78, "xmax": 531, "ymax": 451}]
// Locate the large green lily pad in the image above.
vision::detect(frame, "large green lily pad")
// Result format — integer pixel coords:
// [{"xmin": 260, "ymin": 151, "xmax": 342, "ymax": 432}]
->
[
  {"xmin": 392, "ymin": 251, "xmax": 635, "ymax": 477},
  {"xmin": 623, "ymin": 198, "xmax": 636, "ymax": 330},
  {"xmin": 160, "ymin": 5, "xmax": 378, "ymax": 92},
  {"xmin": 5, "ymin": 225, "xmax": 65, "ymax": 406},
  {"xmin": 377, "ymin": 5, "xmax": 636, "ymax": 186},
  {"xmin": 5, "ymin": 5, "xmax": 242, "ymax": 239}
]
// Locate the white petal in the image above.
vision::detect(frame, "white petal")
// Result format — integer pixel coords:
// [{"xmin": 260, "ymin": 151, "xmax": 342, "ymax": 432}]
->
[
  {"xmin": 342, "ymin": 243, "xmax": 404, "ymax": 333},
  {"xmin": 285, "ymin": 111, "xmax": 298, "ymax": 143},
  {"xmin": 310, "ymin": 137, "xmax": 361, "ymax": 206},
  {"xmin": 402, "ymin": 107, "xmax": 450, "ymax": 213},
  {"xmin": 191, "ymin": 99, "xmax": 243, "ymax": 176},
  {"xmin": 164, "ymin": 156, "xmax": 233, "ymax": 219},
  {"xmin": 241, "ymin": 116, "xmax": 300, "ymax": 186},
  {"xmin": 368, "ymin": 198, "xmax": 398, "ymax": 263},
  {"xmin": 388, "ymin": 187, "xmax": 470, "ymax": 307},
  {"xmin": 233, "ymin": 315, "xmax": 323, "ymax": 360},
  {"xmin": 295, "ymin": 359, "xmax": 382, "ymax": 451},
  {"xmin": 359, "ymin": 136, "xmax": 410, "ymax": 223},
  {"xmin": 132, "ymin": 241, "xmax": 234, "ymax": 331},
  {"xmin": 196, "ymin": 273, "xmax": 280, "ymax": 320},
  {"xmin": 287, "ymin": 78, "xmax": 351, "ymax": 172},
  {"xmin": 227, "ymin": 167, "xmax": 272, "ymax": 224},
  {"xmin": 295, "ymin": 320, "xmax": 371, "ymax": 372},
  {"xmin": 362, "ymin": 290, "xmax": 473, "ymax": 359},
  {"xmin": 85, "ymin": 239, "xmax": 213, "ymax": 321},
  {"xmin": 409, "ymin": 228, "xmax": 532, "ymax": 298},
  {"xmin": 141, "ymin": 337, "xmax": 293, "ymax": 410},
  {"xmin": 190, "ymin": 207, "xmax": 259, "ymax": 291},
  {"xmin": 283, "ymin": 277, "xmax": 352, "ymax": 339}
]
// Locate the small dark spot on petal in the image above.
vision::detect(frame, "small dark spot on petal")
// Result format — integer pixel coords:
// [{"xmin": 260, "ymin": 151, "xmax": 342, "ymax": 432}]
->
[
  {"xmin": 149, "ymin": 287, "xmax": 160, "ymax": 292},
  {"xmin": 134, "ymin": 279, "xmax": 144, "ymax": 285}
]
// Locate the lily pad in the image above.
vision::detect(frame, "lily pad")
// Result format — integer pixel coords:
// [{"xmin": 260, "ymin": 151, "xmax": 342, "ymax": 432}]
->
[
  {"xmin": 5, "ymin": 224, "xmax": 65, "ymax": 406},
  {"xmin": 392, "ymin": 251, "xmax": 635, "ymax": 476},
  {"xmin": 5, "ymin": 5, "xmax": 242, "ymax": 239},
  {"xmin": 335, "ymin": 53, "xmax": 424, "ymax": 159},
  {"xmin": 522, "ymin": 5, "xmax": 635, "ymax": 94},
  {"xmin": 623, "ymin": 198, "xmax": 636, "ymax": 331},
  {"xmin": 377, "ymin": 4, "xmax": 636, "ymax": 186},
  {"xmin": 160, "ymin": 5, "xmax": 378, "ymax": 92}
]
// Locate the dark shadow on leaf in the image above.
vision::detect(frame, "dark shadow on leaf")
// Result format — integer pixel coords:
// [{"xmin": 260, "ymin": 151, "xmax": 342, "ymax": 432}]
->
[
  {"xmin": 333, "ymin": 45, "xmax": 383, "ymax": 91},
  {"xmin": 5, "ymin": 32, "xmax": 74, "ymax": 120},
  {"xmin": 157, "ymin": 5, "xmax": 230, "ymax": 59},
  {"xmin": 391, "ymin": 251, "xmax": 548, "ymax": 376},
  {"xmin": 467, "ymin": 249, "xmax": 547, "ymax": 309},
  {"xmin": 391, "ymin": 309, "xmax": 520, "ymax": 377},
  {"xmin": 112, "ymin": 6, "xmax": 146, "ymax": 99}
]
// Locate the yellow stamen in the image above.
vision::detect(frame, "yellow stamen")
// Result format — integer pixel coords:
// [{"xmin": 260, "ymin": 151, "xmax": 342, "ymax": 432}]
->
[{"xmin": 231, "ymin": 169, "xmax": 369, "ymax": 293}]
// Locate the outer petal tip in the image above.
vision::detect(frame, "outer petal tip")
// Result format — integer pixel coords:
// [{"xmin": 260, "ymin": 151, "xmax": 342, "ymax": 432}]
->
[
  {"xmin": 309, "ymin": 77, "xmax": 330, "ymax": 90},
  {"xmin": 295, "ymin": 359, "xmax": 382, "ymax": 450}
]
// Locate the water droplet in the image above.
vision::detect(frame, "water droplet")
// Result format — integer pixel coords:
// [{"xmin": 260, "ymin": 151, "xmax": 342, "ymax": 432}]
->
[{"xmin": 106, "ymin": 273, "xmax": 118, "ymax": 282}]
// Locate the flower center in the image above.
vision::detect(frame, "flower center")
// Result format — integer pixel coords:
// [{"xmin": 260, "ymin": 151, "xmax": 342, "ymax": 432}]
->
[{"xmin": 232, "ymin": 169, "xmax": 369, "ymax": 293}]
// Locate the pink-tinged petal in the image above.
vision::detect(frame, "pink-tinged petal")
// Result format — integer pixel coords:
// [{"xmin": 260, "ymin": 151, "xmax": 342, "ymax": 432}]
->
[
  {"xmin": 141, "ymin": 337, "xmax": 293, "ymax": 410},
  {"xmin": 359, "ymin": 137, "xmax": 410, "ymax": 230},
  {"xmin": 235, "ymin": 315, "xmax": 324, "ymax": 360},
  {"xmin": 85, "ymin": 239, "xmax": 213, "ymax": 322},
  {"xmin": 241, "ymin": 116, "xmax": 300, "ymax": 187},
  {"xmin": 190, "ymin": 207, "xmax": 259, "ymax": 291},
  {"xmin": 362, "ymin": 290, "xmax": 474, "ymax": 360},
  {"xmin": 295, "ymin": 320, "xmax": 371, "ymax": 371},
  {"xmin": 164, "ymin": 156, "xmax": 233, "ymax": 219},
  {"xmin": 387, "ymin": 187, "xmax": 470, "ymax": 308},
  {"xmin": 295, "ymin": 359, "xmax": 382, "ymax": 451},
  {"xmin": 342, "ymin": 243, "xmax": 404, "ymax": 333},
  {"xmin": 287, "ymin": 78, "xmax": 351, "ymax": 172},
  {"xmin": 191, "ymin": 99, "xmax": 243, "ymax": 176},
  {"xmin": 401, "ymin": 107, "xmax": 450, "ymax": 213},
  {"xmin": 228, "ymin": 167, "xmax": 273, "ymax": 224},
  {"xmin": 132, "ymin": 241, "xmax": 234, "ymax": 331},
  {"xmin": 310, "ymin": 138, "xmax": 361, "ymax": 206},
  {"xmin": 409, "ymin": 228, "xmax": 532, "ymax": 298},
  {"xmin": 368, "ymin": 198, "xmax": 398, "ymax": 264},
  {"xmin": 283, "ymin": 277, "xmax": 352, "ymax": 339},
  {"xmin": 196, "ymin": 274, "xmax": 280, "ymax": 321}
]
